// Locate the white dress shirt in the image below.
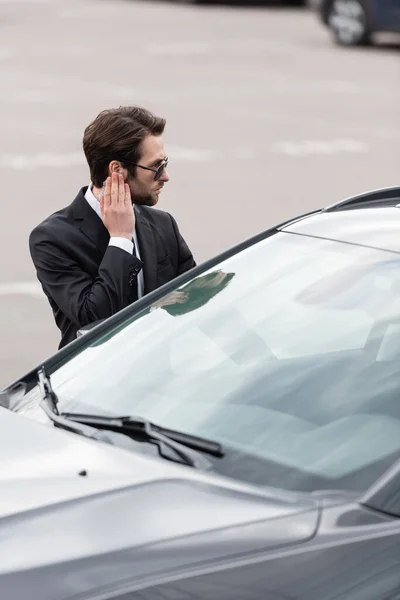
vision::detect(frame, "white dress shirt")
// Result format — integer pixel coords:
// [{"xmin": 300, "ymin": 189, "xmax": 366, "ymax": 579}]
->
[{"xmin": 84, "ymin": 184, "xmax": 144, "ymax": 298}]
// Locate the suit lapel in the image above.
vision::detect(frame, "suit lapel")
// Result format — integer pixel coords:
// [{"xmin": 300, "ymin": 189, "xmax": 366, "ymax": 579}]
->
[
  {"xmin": 71, "ymin": 188, "xmax": 110, "ymax": 256},
  {"xmin": 135, "ymin": 206, "xmax": 158, "ymax": 294}
]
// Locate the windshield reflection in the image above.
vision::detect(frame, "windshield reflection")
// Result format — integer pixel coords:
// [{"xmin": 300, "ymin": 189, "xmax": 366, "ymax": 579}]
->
[{"xmin": 50, "ymin": 232, "xmax": 400, "ymax": 494}]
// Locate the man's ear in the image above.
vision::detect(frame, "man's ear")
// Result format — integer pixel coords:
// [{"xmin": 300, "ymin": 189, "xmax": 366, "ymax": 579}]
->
[{"xmin": 108, "ymin": 160, "xmax": 122, "ymax": 175}]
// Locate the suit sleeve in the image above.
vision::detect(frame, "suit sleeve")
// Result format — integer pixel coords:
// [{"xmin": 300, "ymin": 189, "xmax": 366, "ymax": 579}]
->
[
  {"xmin": 29, "ymin": 229, "xmax": 143, "ymax": 328},
  {"xmin": 169, "ymin": 214, "xmax": 196, "ymax": 275}
]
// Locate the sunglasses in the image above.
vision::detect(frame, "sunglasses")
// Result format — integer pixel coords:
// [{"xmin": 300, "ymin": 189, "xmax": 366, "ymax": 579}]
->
[{"xmin": 122, "ymin": 157, "xmax": 169, "ymax": 182}]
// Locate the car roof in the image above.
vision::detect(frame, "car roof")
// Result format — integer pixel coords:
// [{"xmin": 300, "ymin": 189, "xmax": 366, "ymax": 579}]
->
[
  {"xmin": 279, "ymin": 185, "xmax": 400, "ymax": 254},
  {"xmin": 282, "ymin": 206, "xmax": 400, "ymax": 255}
]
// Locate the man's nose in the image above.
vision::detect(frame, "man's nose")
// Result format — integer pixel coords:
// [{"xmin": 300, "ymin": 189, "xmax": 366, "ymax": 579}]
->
[{"xmin": 160, "ymin": 168, "xmax": 170, "ymax": 183}]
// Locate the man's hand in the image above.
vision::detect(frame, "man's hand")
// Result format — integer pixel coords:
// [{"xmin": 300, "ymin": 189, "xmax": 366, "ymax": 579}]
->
[
  {"xmin": 151, "ymin": 290, "xmax": 188, "ymax": 310},
  {"xmin": 100, "ymin": 173, "xmax": 135, "ymax": 240}
]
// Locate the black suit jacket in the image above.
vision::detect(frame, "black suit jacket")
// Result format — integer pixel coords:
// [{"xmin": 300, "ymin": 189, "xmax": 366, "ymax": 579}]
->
[{"xmin": 29, "ymin": 187, "xmax": 196, "ymax": 349}]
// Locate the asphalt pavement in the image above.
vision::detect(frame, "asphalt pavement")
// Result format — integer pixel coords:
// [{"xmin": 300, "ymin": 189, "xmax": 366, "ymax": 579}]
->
[{"xmin": 0, "ymin": 0, "xmax": 399, "ymax": 388}]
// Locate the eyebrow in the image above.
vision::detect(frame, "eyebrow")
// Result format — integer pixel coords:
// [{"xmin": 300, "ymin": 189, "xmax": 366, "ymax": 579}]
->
[{"xmin": 148, "ymin": 156, "xmax": 166, "ymax": 168}]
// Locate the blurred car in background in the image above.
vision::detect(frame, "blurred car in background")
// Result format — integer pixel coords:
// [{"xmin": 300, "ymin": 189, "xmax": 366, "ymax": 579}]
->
[
  {"xmin": 179, "ymin": 0, "xmax": 306, "ymax": 6},
  {"xmin": 2, "ymin": 185, "xmax": 400, "ymax": 599},
  {"xmin": 311, "ymin": 0, "xmax": 400, "ymax": 46}
]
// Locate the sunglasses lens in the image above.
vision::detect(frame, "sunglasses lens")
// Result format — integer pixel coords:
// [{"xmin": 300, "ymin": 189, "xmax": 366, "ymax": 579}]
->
[{"xmin": 155, "ymin": 158, "xmax": 168, "ymax": 181}]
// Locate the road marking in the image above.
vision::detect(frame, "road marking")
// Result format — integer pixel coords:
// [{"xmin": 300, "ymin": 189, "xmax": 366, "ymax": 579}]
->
[
  {"xmin": 0, "ymin": 139, "xmax": 370, "ymax": 171},
  {"xmin": 273, "ymin": 139, "xmax": 369, "ymax": 157},
  {"xmin": 0, "ymin": 49, "xmax": 12, "ymax": 61},
  {"xmin": 0, "ymin": 147, "xmax": 216, "ymax": 170},
  {"xmin": 0, "ymin": 153, "xmax": 83, "ymax": 170},
  {"xmin": 0, "ymin": 282, "xmax": 43, "ymax": 298},
  {"xmin": 144, "ymin": 42, "xmax": 212, "ymax": 56}
]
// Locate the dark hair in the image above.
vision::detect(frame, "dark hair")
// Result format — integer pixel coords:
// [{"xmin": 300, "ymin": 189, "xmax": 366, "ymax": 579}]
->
[{"xmin": 82, "ymin": 106, "xmax": 166, "ymax": 187}]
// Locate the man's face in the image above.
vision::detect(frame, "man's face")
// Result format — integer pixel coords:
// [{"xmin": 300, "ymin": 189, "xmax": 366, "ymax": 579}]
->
[{"xmin": 127, "ymin": 135, "xmax": 170, "ymax": 207}]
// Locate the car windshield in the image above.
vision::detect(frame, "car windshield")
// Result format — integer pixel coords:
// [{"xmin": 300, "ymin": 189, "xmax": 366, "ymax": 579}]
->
[{"xmin": 48, "ymin": 230, "xmax": 400, "ymax": 493}]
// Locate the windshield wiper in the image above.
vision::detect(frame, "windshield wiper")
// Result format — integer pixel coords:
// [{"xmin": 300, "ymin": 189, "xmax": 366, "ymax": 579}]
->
[
  {"xmin": 62, "ymin": 412, "xmax": 224, "ymax": 469},
  {"xmin": 36, "ymin": 368, "xmax": 222, "ymax": 470},
  {"xmin": 37, "ymin": 367, "xmax": 114, "ymax": 442},
  {"xmin": 38, "ymin": 367, "xmax": 59, "ymax": 415}
]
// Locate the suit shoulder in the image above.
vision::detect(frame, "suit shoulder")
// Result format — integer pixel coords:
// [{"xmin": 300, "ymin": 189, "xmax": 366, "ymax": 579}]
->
[
  {"xmin": 139, "ymin": 205, "xmax": 173, "ymax": 226},
  {"xmin": 29, "ymin": 205, "xmax": 72, "ymax": 245}
]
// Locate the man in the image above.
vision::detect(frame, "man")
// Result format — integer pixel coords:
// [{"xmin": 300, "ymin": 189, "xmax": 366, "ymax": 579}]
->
[{"xmin": 29, "ymin": 106, "xmax": 196, "ymax": 349}]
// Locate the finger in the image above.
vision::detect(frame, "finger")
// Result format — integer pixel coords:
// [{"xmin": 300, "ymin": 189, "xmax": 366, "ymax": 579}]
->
[
  {"xmin": 118, "ymin": 174, "xmax": 125, "ymax": 204},
  {"xmin": 124, "ymin": 183, "xmax": 131, "ymax": 206},
  {"xmin": 111, "ymin": 172, "xmax": 119, "ymax": 205},
  {"xmin": 103, "ymin": 177, "xmax": 111, "ymax": 208},
  {"xmin": 99, "ymin": 194, "xmax": 105, "ymax": 217}
]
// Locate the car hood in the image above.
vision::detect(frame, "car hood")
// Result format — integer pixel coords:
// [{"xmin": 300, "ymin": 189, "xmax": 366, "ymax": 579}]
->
[{"xmin": 0, "ymin": 408, "xmax": 320, "ymax": 597}]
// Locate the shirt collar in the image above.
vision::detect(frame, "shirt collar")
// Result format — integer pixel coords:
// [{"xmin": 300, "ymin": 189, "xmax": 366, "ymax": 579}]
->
[
  {"xmin": 84, "ymin": 184, "xmax": 102, "ymax": 220},
  {"xmin": 84, "ymin": 183, "xmax": 137, "ymax": 241}
]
